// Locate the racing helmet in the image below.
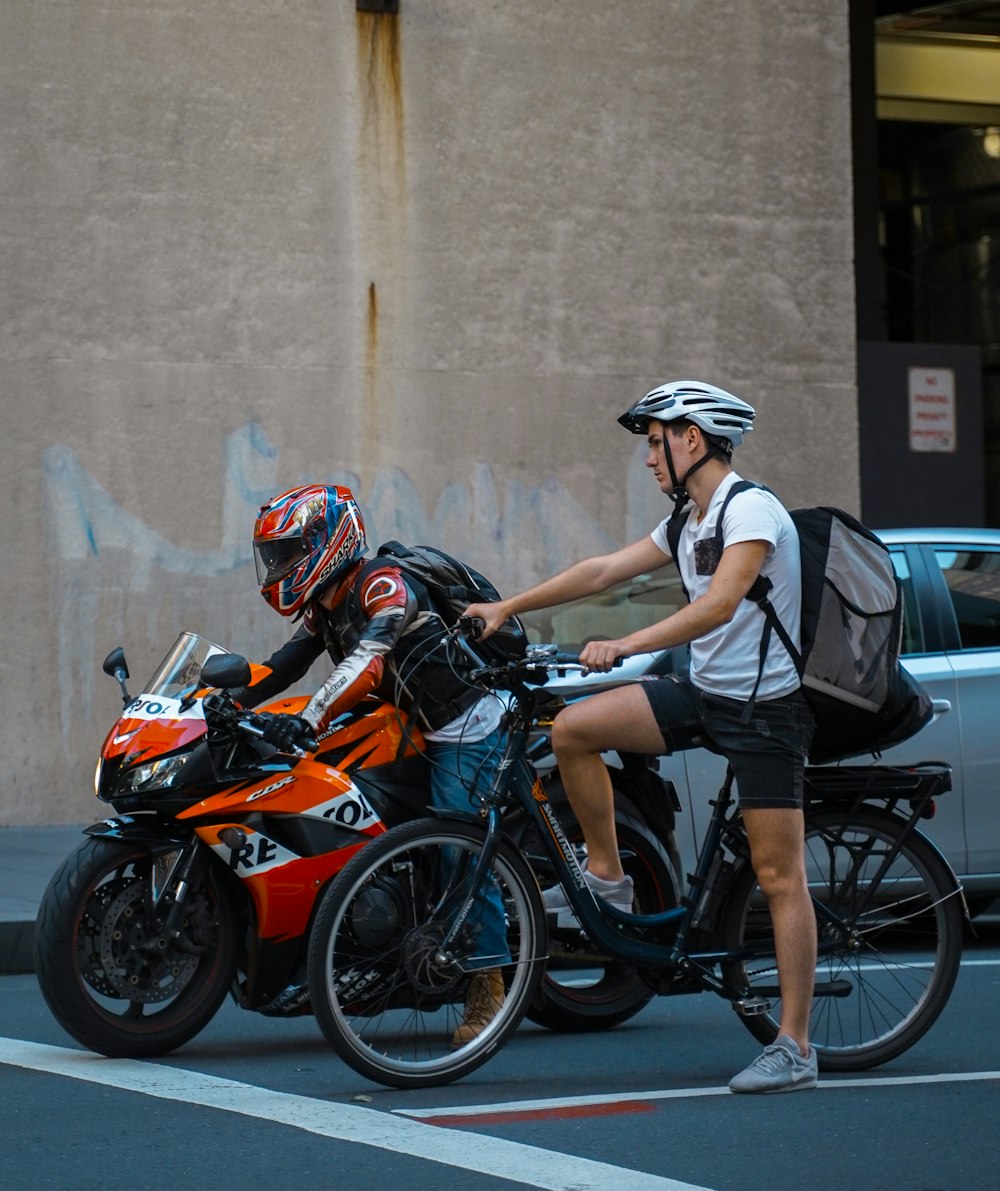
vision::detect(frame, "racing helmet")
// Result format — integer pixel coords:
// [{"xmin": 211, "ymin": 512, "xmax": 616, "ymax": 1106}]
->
[
  {"xmin": 253, "ymin": 484, "xmax": 367, "ymax": 616},
  {"xmin": 618, "ymin": 380, "xmax": 756, "ymax": 450}
]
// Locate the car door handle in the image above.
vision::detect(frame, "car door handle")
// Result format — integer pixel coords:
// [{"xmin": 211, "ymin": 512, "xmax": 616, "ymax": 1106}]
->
[{"xmin": 931, "ymin": 699, "xmax": 952, "ymax": 719}]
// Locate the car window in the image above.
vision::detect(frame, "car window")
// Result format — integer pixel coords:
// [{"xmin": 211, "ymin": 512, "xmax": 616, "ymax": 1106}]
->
[
  {"xmin": 520, "ymin": 573, "xmax": 688, "ymax": 648},
  {"xmin": 888, "ymin": 549, "xmax": 922, "ymax": 656},
  {"xmin": 933, "ymin": 547, "xmax": 1000, "ymax": 650},
  {"xmin": 521, "ymin": 553, "xmax": 930, "ymax": 656}
]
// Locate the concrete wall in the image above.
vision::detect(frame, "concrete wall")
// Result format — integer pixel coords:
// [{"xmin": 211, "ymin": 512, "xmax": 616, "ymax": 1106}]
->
[{"xmin": 1, "ymin": 0, "xmax": 857, "ymax": 825}]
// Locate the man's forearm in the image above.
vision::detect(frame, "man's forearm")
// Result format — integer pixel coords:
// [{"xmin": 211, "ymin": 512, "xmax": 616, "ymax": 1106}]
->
[{"xmin": 501, "ymin": 556, "xmax": 616, "ymax": 618}]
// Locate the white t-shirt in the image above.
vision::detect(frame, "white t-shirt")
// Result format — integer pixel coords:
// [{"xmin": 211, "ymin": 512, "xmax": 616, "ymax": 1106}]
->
[
  {"xmin": 424, "ymin": 693, "xmax": 504, "ymax": 743},
  {"xmin": 651, "ymin": 473, "xmax": 802, "ymax": 700}
]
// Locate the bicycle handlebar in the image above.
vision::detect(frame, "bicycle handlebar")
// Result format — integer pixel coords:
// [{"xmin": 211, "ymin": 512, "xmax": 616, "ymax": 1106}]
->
[{"xmin": 450, "ymin": 617, "xmax": 620, "ymax": 685}]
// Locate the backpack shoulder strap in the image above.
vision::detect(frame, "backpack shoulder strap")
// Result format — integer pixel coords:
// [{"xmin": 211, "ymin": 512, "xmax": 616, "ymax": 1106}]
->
[
  {"xmin": 714, "ymin": 480, "xmax": 765, "ymax": 550},
  {"xmin": 665, "ymin": 506, "xmax": 690, "ymax": 563},
  {"xmin": 665, "ymin": 507, "xmax": 692, "ymax": 602},
  {"xmin": 666, "ymin": 481, "xmax": 765, "ymax": 597},
  {"xmin": 712, "ymin": 481, "xmax": 805, "ymax": 721}
]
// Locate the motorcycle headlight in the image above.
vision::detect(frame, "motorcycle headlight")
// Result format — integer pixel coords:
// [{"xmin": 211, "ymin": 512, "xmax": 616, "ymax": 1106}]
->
[{"xmin": 118, "ymin": 754, "xmax": 189, "ymax": 795}]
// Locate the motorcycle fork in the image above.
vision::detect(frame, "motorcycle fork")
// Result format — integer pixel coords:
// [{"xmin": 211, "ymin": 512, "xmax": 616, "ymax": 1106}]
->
[{"xmin": 143, "ymin": 841, "xmax": 212, "ymax": 955}]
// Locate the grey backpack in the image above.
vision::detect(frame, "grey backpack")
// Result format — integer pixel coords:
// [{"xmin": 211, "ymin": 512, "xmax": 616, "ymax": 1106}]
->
[{"xmin": 667, "ymin": 482, "xmax": 932, "ymax": 764}]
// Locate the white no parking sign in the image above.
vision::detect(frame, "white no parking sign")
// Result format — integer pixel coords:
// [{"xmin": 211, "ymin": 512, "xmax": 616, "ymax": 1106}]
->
[{"xmin": 909, "ymin": 367, "xmax": 956, "ymax": 452}]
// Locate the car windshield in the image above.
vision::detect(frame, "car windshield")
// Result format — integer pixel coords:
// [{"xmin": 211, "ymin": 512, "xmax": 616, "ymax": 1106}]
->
[
  {"xmin": 519, "ymin": 573, "xmax": 687, "ymax": 648},
  {"xmin": 142, "ymin": 632, "xmax": 232, "ymax": 699}
]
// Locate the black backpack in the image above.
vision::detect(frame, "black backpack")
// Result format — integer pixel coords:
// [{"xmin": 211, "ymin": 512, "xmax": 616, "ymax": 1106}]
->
[
  {"xmin": 667, "ymin": 482, "xmax": 933, "ymax": 765},
  {"xmin": 362, "ymin": 541, "xmax": 528, "ymax": 669}
]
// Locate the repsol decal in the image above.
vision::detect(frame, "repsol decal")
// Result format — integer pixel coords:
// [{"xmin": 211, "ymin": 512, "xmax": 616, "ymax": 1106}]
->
[
  {"xmin": 310, "ymin": 786, "xmax": 380, "ymax": 831},
  {"xmin": 214, "ymin": 831, "xmax": 297, "ymax": 875},
  {"xmin": 121, "ymin": 694, "xmax": 205, "ymax": 722}
]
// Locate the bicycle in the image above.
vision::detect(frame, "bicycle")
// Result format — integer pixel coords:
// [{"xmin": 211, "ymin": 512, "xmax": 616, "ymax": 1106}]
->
[{"xmin": 306, "ymin": 634, "xmax": 967, "ymax": 1089}]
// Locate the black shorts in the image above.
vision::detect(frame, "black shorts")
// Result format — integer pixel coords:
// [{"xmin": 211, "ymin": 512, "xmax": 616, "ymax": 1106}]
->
[{"xmin": 640, "ymin": 675, "xmax": 815, "ymax": 810}]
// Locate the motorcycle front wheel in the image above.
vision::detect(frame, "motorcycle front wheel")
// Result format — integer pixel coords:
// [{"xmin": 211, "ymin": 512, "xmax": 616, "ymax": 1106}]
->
[
  {"xmin": 35, "ymin": 836, "xmax": 237, "ymax": 1058},
  {"xmin": 307, "ymin": 817, "xmax": 546, "ymax": 1089}
]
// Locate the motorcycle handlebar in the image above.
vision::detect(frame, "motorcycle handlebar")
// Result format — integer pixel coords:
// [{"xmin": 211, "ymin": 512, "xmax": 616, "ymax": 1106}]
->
[{"xmin": 235, "ymin": 717, "xmax": 309, "ymax": 759}]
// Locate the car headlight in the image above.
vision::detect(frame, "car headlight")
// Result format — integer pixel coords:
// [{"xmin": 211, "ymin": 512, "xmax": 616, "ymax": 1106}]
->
[{"xmin": 118, "ymin": 754, "xmax": 189, "ymax": 795}]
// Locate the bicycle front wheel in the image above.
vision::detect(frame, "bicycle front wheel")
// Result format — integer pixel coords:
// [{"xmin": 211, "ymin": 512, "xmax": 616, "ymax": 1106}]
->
[
  {"xmin": 307, "ymin": 817, "xmax": 546, "ymax": 1089},
  {"xmin": 720, "ymin": 805, "xmax": 964, "ymax": 1071}
]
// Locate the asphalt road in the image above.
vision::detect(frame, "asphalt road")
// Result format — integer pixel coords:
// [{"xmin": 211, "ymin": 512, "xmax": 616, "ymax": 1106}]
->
[{"xmin": 2, "ymin": 920, "xmax": 998, "ymax": 1191}]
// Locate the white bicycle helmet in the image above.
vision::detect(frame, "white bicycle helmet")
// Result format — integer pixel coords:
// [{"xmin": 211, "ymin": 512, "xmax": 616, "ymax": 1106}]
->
[{"xmin": 618, "ymin": 380, "xmax": 756, "ymax": 448}]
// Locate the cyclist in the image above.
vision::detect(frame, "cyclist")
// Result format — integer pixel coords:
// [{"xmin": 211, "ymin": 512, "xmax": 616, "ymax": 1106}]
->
[
  {"xmin": 242, "ymin": 483, "xmax": 508, "ymax": 1048},
  {"xmin": 465, "ymin": 380, "xmax": 819, "ymax": 1093}
]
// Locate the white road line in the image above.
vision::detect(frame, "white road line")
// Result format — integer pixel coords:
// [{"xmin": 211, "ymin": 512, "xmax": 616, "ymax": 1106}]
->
[
  {"xmin": 0, "ymin": 1038, "xmax": 712, "ymax": 1191},
  {"xmin": 400, "ymin": 1069, "xmax": 1000, "ymax": 1120}
]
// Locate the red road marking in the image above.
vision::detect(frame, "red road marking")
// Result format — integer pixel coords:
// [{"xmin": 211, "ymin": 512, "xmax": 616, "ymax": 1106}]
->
[{"xmin": 412, "ymin": 1100, "xmax": 655, "ymax": 1127}]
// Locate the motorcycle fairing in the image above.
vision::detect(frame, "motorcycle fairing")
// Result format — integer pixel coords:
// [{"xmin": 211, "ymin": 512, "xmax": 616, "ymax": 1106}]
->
[
  {"xmin": 313, "ymin": 696, "xmax": 426, "ymax": 770},
  {"xmin": 101, "ymin": 704, "xmax": 207, "ymax": 766},
  {"xmin": 195, "ymin": 817, "xmax": 375, "ymax": 941}
]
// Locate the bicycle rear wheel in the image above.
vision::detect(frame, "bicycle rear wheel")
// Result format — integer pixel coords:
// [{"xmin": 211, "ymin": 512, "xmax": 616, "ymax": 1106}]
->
[
  {"xmin": 720, "ymin": 805, "xmax": 964, "ymax": 1071},
  {"xmin": 307, "ymin": 817, "xmax": 546, "ymax": 1089}
]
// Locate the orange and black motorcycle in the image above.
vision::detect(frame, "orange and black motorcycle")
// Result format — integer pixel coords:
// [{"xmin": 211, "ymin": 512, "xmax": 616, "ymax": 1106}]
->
[
  {"xmin": 35, "ymin": 631, "xmax": 680, "ymax": 1058},
  {"xmin": 34, "ymin": 631, "xmax": 434, "ymax": 1058}
]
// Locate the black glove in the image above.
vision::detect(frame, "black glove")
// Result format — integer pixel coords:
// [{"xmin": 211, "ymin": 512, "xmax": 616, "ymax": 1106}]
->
[{"xmin": 252, "ymin": 712, "xmax": 316, "ymax": 753}]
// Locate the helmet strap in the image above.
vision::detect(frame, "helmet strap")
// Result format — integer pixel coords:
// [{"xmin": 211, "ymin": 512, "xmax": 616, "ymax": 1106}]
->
[
  {"xmin": 666, "ymin": 440, "xmax": 721, "ymax": 507},
  {"xmin": 664, "ymin": 446, "xmax": 685, "ymax": 505}
]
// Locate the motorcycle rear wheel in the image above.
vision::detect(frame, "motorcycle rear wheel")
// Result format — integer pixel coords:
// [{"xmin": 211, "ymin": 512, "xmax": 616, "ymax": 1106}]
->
[
  {"xmin": 35, "ymin": 836, "xmax": 237, "ymax": 1058},
  {"xmin": 523, "ymin": 810, "xmax": 676, "ymax": 1031},
  {"xmin": 509, "ymin": 771, "xmax": 678, "ymax": 1032}
]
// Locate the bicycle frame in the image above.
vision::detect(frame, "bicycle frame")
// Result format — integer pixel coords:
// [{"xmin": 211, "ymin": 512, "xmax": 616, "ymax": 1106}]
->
[{"xmin": 439, "ymin": 662, "xmax": 956, "ymax": 1004}]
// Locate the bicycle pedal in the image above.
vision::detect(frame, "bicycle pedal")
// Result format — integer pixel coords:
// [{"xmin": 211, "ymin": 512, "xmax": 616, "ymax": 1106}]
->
[{"xmin": 732, "ymin": 997, "xmax": 772, "ymax": 1017}]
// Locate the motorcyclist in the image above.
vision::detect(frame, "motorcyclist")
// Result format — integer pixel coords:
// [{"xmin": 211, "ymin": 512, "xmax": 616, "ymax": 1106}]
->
[{"xmin": 243, "ymin": 483, "xmax": 508, "ymax": 1047}]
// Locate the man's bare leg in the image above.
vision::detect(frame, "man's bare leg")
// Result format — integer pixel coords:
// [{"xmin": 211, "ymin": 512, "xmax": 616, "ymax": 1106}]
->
[
  {"xmin": 551, "ymin": 685, "xmax": 667, "ymax": 883},
  {"xmin": 741, "ymin": 806, "xmax": 816, "ymax": 1055}
]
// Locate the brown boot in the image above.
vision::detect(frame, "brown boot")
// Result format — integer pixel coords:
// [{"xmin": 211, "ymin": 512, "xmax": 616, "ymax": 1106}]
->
[{"xmin": 451, "ymin": 967, "xmax": 506, "ymax": 1049}]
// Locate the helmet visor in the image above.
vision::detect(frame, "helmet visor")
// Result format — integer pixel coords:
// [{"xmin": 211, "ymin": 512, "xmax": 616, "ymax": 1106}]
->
[{"xmin": 254, "ymin": 535, "xmax": 311, "ymax": 587}]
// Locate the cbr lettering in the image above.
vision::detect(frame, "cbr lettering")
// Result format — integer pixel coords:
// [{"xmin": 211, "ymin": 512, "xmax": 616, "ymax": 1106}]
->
[{"xmin": 245, "ymin": 775, "xmax": 295, "ymax": 802}]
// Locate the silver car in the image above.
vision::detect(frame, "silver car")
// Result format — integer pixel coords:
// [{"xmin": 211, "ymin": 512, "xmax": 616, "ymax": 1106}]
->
[{"xmin": 521, "ymin": 527, "xmax": 1000, "ymax": 911}]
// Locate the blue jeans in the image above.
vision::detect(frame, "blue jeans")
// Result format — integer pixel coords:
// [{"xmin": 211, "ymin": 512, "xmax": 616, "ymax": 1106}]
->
[{"xmin": 428, "ymin": 727, "xmax": 511, "ymax": 970}]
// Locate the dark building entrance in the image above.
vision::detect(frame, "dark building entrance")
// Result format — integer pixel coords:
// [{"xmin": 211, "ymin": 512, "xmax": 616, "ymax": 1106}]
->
[{"xmin": 854, "ymin": 3, "xmax": 1000, "ymax": 525}]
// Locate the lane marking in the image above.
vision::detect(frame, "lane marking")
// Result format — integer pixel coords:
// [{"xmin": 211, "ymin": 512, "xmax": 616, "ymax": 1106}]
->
[
  {"xmin": 400, "ymin": 1069, "xmax": 1000, "ymax": 1123},
  {"xmin": 0, "ymin": 1038, "xmax": 712, "ymax": 1191},
  {"xmin": 418, "ymin": 1101, "xmax": 655, "ymax": 1128}
]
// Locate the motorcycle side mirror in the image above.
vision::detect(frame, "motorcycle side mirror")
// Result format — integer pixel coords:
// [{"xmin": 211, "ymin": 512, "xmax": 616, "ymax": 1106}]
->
[
  {"xmin": 102, "ymin": 647, "xmax": 131, "ymax": 705},
  {"xmin": 200, "ymin": 654, "xmax": 252, "ymax": 692}
]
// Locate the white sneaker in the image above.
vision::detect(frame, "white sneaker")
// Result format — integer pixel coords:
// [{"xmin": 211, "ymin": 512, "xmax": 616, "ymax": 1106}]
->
[{"xmin": 542, "ymin": 864, "xmax": 634, "ymax": 927}]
